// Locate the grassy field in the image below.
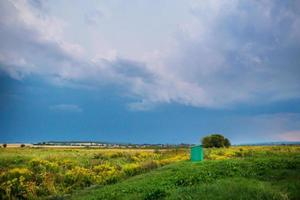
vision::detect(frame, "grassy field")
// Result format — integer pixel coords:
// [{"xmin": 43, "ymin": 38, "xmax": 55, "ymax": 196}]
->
[
  {"xmin": 0, "ymin": 146, "xmax": 299, "ymax": 199},
  {"xmin": 0, "ymin": 147, "xmax": 188, "ymax": 199}
]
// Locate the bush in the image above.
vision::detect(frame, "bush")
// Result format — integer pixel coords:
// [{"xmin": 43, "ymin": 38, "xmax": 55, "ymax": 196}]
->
[
  {"xmin": 202, "ymin": 134, "xmax": 231, "ymax": 148},
  {"xmin": 123, "ymin": 163, "xmax": 141, "ymax": 176},
  {"xmin": 64, "ymin": 167, "xmax": 94, "ymax": 189},
  {"xmin": 29, "ymin": 159, "xmax": 59, "ymax": 173},
  {"xmin": 0, "ymin": 168, "xmax": 37, "ymax": 199},
  {"xmin": 224, "ymin": 138, "xmax": 231, "ymax": 148},
  {"xmin": 3, "ymin": 168, "xmax": 33, "ymax": 181},
  {"xmin": 93, "ymin": 163, "xmax": 121, "ymax": 184}
]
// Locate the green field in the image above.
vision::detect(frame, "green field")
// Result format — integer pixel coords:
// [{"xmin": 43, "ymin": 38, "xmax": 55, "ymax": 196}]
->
[{"xmin": 0, "ymin": 146, "xmax": 299, "ymax": 200}]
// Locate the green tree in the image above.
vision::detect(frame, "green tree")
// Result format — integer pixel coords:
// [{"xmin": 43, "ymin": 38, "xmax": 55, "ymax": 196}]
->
[
  {"xmin": 201, "ymin": 134, "xmax": 231, "ymax": 148},
  {"xmin": 224, "ymin": 138, "xmax": 231, "ymax": 147}
]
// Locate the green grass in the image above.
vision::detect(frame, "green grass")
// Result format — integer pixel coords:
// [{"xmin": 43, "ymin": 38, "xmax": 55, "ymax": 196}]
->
[
  {"xmin": 1, "ymin": 146, "xmax": 299, "ymax": 199},
  {"xmin": 0, "ymin": 148, "xmax": 188, "ymax": 199},
  {"xmin": 70, "ymin": 155, "xmax": 300, "ymax": 200}
]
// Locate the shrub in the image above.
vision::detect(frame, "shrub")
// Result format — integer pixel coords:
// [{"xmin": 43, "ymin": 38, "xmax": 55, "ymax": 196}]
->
[
  {"xmin": 93, "ymin": 163, "xmax": 121, "ymax": 184},
  {"xmin": 224, "ymin": 138, "xmax": 231, "ymax": 147},
  {"xmin": 0, "ymin": 168, "xmax": 37, "ymax": 199},
  {"xmin": 202, "ymin": 134, "xmax": 231, "ymax": 148},
  {"xmin": 64, "ymin": 167, "xmax": 94, "ymax": 189},
  {"xmin": 37, "ymin": 172, "xmax": 57, "ymax": 196},
  {"xmin": 57, "ymin": 159, "xmax": 76, "ymax": 170},
  {"xmin": 0, "ymin": 176, "xmax": 38, "ymax": 199},
  {"xmin": 2, "ymin": 168, "xmax": 33, "ymax": 181},
  {"xmin": 29, "ymin": 159, "xmax": 60, "ymax": 173},
  {"xmin": 123, "ymin": 163, "xmax": 141, "ymax": 176}
]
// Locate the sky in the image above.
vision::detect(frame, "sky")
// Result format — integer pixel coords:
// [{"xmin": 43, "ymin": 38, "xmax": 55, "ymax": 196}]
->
[{"xmin": 0, "ymin": 0, "xmax": 300, "ymax": 144}]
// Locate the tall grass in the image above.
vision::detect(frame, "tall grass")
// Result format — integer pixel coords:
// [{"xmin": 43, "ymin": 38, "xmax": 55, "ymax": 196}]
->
[
  {"xmin": 0, "ymin": 148, "xmax": 188, "ymax": 199},
  {"xmin": 71, "ymin": 155, "xmax": 300, "ymax": 200},
  {"xmin": 0, "ymin": 146, "xmax": 299, "ymax": 199}
]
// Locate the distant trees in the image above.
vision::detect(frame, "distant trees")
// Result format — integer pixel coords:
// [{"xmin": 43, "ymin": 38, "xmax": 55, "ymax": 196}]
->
[
  {"xmin": 20, "ymin": 144, "xmax": 26, "ymax": 148},
  {"xmin": 2, "ymin": 144, "xmax": 7, "ymax": 148},
  {"xmin": 201, "ymin": 134, "xmax": 231, "ymax": 148}
]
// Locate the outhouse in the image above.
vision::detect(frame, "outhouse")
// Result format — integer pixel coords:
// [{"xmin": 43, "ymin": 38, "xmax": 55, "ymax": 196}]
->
[{"xmin": 190, "ymin": 145, "xmax": 204, "ymax": 161}]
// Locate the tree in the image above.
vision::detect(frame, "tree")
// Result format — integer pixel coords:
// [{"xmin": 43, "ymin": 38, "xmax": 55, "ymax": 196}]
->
[
  {"xmin": 201, "ymin": 134, "xmax": 231, "ymax": 148},
  {"xmin": 20, "ymin": 144, "xmax": 26, "ymax": 148},
  {"xmin": 224, "ymin": 138, "xmax": 231, "ymax": 147},
  {"xmin": 2, "ymin": 144, "xmax": 7, "ymax": 148}
]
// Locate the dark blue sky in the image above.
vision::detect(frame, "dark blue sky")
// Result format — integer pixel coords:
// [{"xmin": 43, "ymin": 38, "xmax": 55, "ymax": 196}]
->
[
  {"xmin": 1, "ymin": 74, "xmax": 300, "ymax": 144},
  {"xmin": 0, "ymin": 0, "xmax": 300, "ymax": 144}
]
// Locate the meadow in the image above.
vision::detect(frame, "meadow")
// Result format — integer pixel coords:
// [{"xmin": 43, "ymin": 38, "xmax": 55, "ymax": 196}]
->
[
  {"xmin": 0, "ymin": 146, "xmax": 299, "ymax": 200},
  {"xmin": 0, "ymin": 147, "xmax": 188, "ymax": 199}
]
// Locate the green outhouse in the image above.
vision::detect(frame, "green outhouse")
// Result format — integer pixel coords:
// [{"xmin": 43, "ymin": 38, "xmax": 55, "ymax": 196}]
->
[{"xmin": 191, "ymin": 145, "xmax": 204, "ymax": 161}]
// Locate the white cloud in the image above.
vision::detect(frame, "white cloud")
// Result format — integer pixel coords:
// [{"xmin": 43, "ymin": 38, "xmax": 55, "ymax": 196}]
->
[
  {"xmin": 144, "ymin": 0, "xmax": 300, "ymax": 108},
  {"xmin": 0, "ymin": 0, "xmax": 300, "ymax": 110},
  {"xmin": 49, "ymin": 104, "xmax": 82, "ymax": 113},
  {"xmin": 85, "ymin": 9, "xmax": 105, "ymax": 25},
  {"xmin": 277, "ymin": 130, "xmax": 300, "ymax": 141},
  {"xmin": 233, "ymin": 113, "xmax": 300, "ymax": 142},
  {"xmin": 0, "ymin": 0, "xmax": 84, "ymax": 80}
]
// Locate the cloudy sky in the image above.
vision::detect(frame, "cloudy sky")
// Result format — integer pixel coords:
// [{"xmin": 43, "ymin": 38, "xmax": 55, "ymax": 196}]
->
[{"xmin": 1, "ymin": 0, "xmax": 300, "ymax": 144}]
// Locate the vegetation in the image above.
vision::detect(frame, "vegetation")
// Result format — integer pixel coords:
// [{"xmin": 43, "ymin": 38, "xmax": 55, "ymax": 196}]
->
[
  {"xmin": 0, "ymin": 148, "xmax": 188, "ymax": 199},
  {"xmin": 71, "ymin": 146, "xmax": 300, "ymax": 200},
  {"xmin": 71, "ymin": 156, "xmax": 300, "ymax": 200},
  {"xmin": 202, "ymin": 134, "xmax": 231, "ymax": 148},
  {"xmin": 0, "ymin": 146, "xmax": 299, "ymax": 199}
]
